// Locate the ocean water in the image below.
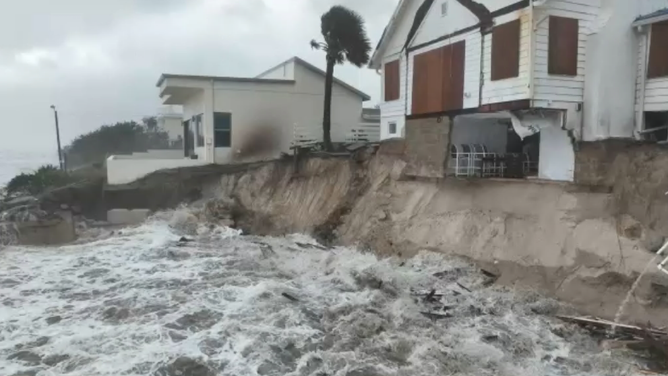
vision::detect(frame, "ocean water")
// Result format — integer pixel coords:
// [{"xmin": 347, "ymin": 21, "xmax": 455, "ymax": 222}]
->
[
  {"xmin": 0, "ymin": 209, "xmax": 643, "ymax": 376},
  {"xmin": 0, "ymin": 150, "xmax": 58, "ymax": 186}
]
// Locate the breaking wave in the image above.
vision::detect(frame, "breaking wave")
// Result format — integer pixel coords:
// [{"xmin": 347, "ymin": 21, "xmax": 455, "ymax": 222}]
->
[{"xmin": 0, "ymin": 209, "xmax": 642, "ymax": 375}]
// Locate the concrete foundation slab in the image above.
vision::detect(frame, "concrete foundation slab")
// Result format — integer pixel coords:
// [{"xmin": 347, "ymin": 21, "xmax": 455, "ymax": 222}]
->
[{"xmin": 107, "ymin": 209, "xmax": 151, "ymax": 226}]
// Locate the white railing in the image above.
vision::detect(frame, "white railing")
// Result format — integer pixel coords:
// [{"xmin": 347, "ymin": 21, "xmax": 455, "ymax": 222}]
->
[
  {"xmin": 345, "ymin": 123, "xmax": 381, "ymax": 143},
  {"xmin": 291, "ymin": 122, "xmax": 381, "ymax": 148},
  {"xmin": 292, "ymin": 124, "xmax": 321, "ymax": 148},
  {"xmin": 447, "ymin": 144, "xmax": 536, "ymax": 178}
]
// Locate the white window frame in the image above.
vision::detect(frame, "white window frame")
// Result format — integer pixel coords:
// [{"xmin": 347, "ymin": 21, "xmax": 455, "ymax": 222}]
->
[{"xmin": 389, "ymin": 122, "xmax": 397, "ymax": 135}]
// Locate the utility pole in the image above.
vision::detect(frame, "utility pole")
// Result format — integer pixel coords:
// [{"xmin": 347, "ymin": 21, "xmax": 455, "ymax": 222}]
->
[{"xmin": 50, "ymin": 105, "xmax": 64, "ymax": 170}]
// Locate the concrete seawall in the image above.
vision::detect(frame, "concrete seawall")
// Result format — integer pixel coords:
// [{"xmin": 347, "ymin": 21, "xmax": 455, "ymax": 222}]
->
[{"xmin": 201, "ymin": 144, "xmax": 668, "ymax": 326}]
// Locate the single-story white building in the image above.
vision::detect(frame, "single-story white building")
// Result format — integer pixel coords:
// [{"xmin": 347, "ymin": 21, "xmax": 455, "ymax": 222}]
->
[{"xmin": 107, "ymin": 56, "xmax": 376, "ymax": 185}]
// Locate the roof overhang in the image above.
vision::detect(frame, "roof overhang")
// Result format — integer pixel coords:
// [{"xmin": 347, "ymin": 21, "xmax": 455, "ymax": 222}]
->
[
  {"xmin": 369, "ymin": 0, "xmax": 410, "ymax": 69},
  {"xmin": 156, "ymin": 74, "xmax": 295, "ymax": 105},
  {"xmin": 632, "ymin": 9, "xmax": 668, "ymax": 27},
  {"xmin": 369, "ymin": 0, "xmax": 494, "ymax": 69}
]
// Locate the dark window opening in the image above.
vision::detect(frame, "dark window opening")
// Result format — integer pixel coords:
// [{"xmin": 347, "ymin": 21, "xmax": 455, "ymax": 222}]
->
[
  {"xmin": 491, "ymin": 19, "xmax": 521, "ymax": 81},
  {"xmin": 214, "ymin": 112, "xmax": 232, "ymax": 147},
  {"xmin": 548, "ymin": 16, "xmax": 579, "ymax": 76},
  {"xmin": 384, "ymin": 60, "xmax": 400, "ymax": 101},
  {"xmin": 648, "ymin": 21, "xmax": 668, "ymax": 79},
  {"xmin": 642, "ymin": 112, "xmax": 668, "ymax": 142},
  {"xmin": 183, "ymin": 120, "xmax": 195, "ymax": 158},
  {"xmin": 193, "ymin": 114, "xmax": 204, "ymax": 147}
]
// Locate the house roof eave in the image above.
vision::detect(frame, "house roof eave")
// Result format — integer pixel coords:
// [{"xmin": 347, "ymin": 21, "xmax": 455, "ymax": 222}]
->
[
  {"xmin": 369, "ymin": 0, "xmax": 410, "ymax": 69},
  {"xmin": 632, "ymin": 8, "xmax": 668, "ymax": 28}
]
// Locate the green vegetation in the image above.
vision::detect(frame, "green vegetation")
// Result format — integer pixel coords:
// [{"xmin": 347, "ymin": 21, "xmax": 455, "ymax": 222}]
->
[
  {"xmin": 64, "ymin": 117, "xmax": 171, "ymax": 168},
  {"xmin": 5, "ymin": 165, "xmax": 76, "ymax": 197},
  {"xmin": 311, "ymin": 5, "xmax": 371, "ymax": 151}
]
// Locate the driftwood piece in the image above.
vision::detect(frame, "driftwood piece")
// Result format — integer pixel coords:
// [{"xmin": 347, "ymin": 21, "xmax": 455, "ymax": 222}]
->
[
  {"xmin": 281, "ymin": 292, "xmax": 299, "ymax": 302},
  {"xmin": 556, "ymin": 316, "xmax": 668, "ymax": 338},
  {"xmin": 456, "ymin": 282, "xmax": 472, "ymax": 293},
  {"xmin": 420, "ymin": 311, "xmax": 452, "ymax": 320}
]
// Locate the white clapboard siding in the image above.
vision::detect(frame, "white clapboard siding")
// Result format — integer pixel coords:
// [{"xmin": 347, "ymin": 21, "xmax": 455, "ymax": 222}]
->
[
  {"xmin": 406, "ymin": 30, "xmax": 482, "ymax": 114},
  {"xmin": 636, "ymin": 28, "xmax": 668, "ymax": 112},
  {"xmin": 481, "ymin": 11, "xmax": 531, "ymax": 105},
  {"xmin": 380, "ymin": 52, "xmax": 408, "ymax": 119},
  {"xmin": 532, "ymin": 0, "xmax": 599, "ymax": 104}
]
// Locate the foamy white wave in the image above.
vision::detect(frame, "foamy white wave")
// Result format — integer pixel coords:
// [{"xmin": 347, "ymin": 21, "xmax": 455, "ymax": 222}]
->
[{"xmin": 0, "ymin": 213, "xmax": 641, "ymax": 376}]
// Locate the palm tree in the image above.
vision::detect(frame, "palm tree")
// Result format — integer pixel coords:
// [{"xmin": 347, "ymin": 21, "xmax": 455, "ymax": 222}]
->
[{"xmin": 311, "ymin": 5, "xmax": 371, "ymax": 151}]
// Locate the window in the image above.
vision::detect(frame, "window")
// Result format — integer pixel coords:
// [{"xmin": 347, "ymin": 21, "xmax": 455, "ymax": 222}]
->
[
  {"xmin": 491, "ymin": 19, "xmax": 520, "ymax": 81},
  {"xmin": 214, "ymin": 112, "xmax": 232, "ymax": 147},
  {"xmin": 548, "ymin": 16, "xmax": 579, "ymax": 76},
  {"xmin": 648, "ymin": 21, "xmax": 668, "ymax": 79},
  {"xmin": 389, "ymin": 122, "xmax": 397, "ymax": 135},
  {"xmin": 193, "ymin": 114, "xmax": 204, "ymax": 147},
  {"xmin": 441, "ymin": 1, "xmax": 448, "ymax": 16},
  {"xmin": 384, "ymin": 60, "xmax": 400, "ymax": 101}
]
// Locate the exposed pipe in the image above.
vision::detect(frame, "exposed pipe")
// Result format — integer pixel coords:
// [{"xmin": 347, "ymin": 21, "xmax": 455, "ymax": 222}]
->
[
  {"xmin": 528, "ymin": 0, "xmax": 536, "ymax": 105},
  {"xmin": 478, "ymin": 28, "xmax": 485, "ymax": 108}
]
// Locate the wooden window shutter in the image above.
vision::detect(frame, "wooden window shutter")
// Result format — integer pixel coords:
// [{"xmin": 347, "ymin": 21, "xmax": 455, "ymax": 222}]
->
[
  {"xmin": 412, "ymin": 52, "xmax": 430, "ymax": 115},
  {"xmin": 425, "ymin": 48, "xmax": 444, "ymax": 113},
  {"xmin": 548, "ymin": 16, "xmax": 579, "ymax": 76},
  {"xmin": 442, "ymin": 41, "xmax": 466, "ymax": 111},
  {"xmin": 648, "ymin": 21, "xmax": 668, "ymax": 79},
  {"xmin": 384, "ymin": 60, "xmax": 400, "ymax": 101},
  {"xmin": 491, "ymin": 19, "xmax": 520, "ymax": 81}
]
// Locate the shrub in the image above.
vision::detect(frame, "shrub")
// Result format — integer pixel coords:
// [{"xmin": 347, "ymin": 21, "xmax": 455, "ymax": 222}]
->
[{"xmin": 5, "ymin": 165, "xmax": 75, "ymax": 197}]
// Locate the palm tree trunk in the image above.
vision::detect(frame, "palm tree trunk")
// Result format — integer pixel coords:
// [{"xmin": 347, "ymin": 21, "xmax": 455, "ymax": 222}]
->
[{"xmin": 322, "ymin": 57, "xmax": 335, "ymax": 151}]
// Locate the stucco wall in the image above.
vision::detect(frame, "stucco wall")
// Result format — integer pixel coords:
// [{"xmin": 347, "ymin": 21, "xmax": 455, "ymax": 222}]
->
[
  {"xmin": 538, "ymin": 124, "xmax": 575, "ymax": 181},
  {"xmin": 292, "ymin": 63, "xmax": 365, "ymax": 143},
  {"xmin": 211, "ymin": 80, "xmax": 295, "ymax": 163},
  {"xmin": 107, "ymin": 156, "xmax": 206, "ymax": 185},
  {"xmin": 583, "ymin": 0, "xmax": 638, "ymax": 141}
]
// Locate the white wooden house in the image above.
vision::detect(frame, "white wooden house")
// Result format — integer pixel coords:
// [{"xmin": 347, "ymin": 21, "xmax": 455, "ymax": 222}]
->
[{"xmin": 371, "ymin": 0, "xmax": 668, "ymax": 181}]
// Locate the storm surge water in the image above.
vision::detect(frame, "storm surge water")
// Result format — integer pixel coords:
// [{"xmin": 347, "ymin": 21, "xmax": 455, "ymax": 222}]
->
[{"xmin": 0, "ymin": 210, "xmax": 641, "ymax": 376}]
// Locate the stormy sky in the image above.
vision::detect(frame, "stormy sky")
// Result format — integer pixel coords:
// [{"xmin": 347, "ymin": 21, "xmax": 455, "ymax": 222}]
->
[{"xmin": 0, "ymin": 0, "xmax": 396, "ymax": 152}]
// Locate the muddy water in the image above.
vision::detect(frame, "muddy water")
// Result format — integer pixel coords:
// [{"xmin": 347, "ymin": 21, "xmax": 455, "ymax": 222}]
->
[{"xmin": 0, "ymin": 212, "xmax": 643, "ymax": 375}]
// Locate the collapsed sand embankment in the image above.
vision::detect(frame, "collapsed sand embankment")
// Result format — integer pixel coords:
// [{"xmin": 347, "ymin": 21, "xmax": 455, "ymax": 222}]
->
[{"xmin": 193, "ymin": 143, "xmax": 668, "ymax": 326}]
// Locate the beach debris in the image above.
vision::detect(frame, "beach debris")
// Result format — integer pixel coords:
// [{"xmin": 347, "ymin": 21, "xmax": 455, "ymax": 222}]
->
[
  {"xmin": 556, "ymin": 315, "xmax": 668, "ymax": 372},
  {"xmin": 281, "ymin": 292, "xmax": 299, "ymax": 302}
]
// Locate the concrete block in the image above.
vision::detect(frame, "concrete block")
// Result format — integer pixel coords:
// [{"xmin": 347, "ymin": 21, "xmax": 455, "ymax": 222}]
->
[
  {"xmin": 107, "ymin": 209, "xmax": 151, "ymax": 225},
  {"xmin": 404, "ymin": 117, "xmax": 451, "ymax": 178},
  {"xmin": 16, "ymin": 211, "xmax": 76, "ymax": 246}
]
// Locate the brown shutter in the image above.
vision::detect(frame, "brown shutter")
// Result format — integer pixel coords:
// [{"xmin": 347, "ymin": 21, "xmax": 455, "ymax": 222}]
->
[
  {"xmin": 443, "ymin": 41, "xmax": 466, "ymax": 111},
  {"xmin": 491, "ymin": 19, "xmax": 520, "ymax": 81},
  {"xmin": 425, "ymin": 48, "xmax": 444, "ymax": 113},
  {"xmin": 411, "ymin": 41, "xmax": 466, "ymax": 115},
  {"xmin": 384, "ymin": 60, "xmax": 400, "ymax": 101},
  {"xmin": 648, "ymin": 21, "xmax": 668, "ymax": 79},
  {"xmin": 412, "ymin": 52, "xmax": 430, "ymax": 115},
  {"xmin": 548, "ymin": 16, "xmax": 579, "ymax": 76}
]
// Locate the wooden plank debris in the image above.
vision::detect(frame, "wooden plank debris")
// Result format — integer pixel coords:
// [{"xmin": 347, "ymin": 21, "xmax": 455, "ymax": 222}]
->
[{"xmin": 557, "ymin": 315, "xmax": 668, "ymax": 373}]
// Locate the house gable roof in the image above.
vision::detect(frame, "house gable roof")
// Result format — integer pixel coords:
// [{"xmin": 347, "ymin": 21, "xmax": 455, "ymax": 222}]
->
[
  {"xmin": 632, "ymin": 8, "xmax": 668, "ymax": 27},
  {"xmin": 257, "ymin": 56, "xmax": 371, "ymax": 101},
  {"xmin": 370, "ymin": 0, "xmax": 493, "ymax": 68}
]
